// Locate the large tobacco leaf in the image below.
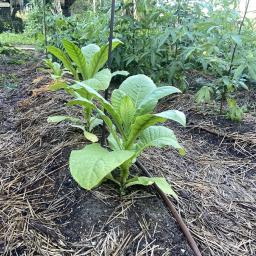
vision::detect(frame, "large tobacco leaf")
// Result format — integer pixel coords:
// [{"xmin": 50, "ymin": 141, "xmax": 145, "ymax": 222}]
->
[{"xmin": 69, "ymin": 144, "xmax": 134, "ymax": 190}]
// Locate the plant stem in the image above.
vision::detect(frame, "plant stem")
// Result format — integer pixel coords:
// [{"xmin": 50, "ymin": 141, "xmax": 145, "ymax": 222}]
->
[
  {"xmin": 220, "ymin": 90, "xmax": 226, "ymax": 114},
  {"xmin": 85, "ymin": 108, "xmax": 91, "ymax": 130},
  {"xmin": 120, "ymin": 164, "xmax": 129, "ymax": 187}
]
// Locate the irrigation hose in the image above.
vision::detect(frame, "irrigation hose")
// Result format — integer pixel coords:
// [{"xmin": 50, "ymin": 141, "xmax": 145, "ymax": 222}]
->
[{"xmin": 135, "ymin": 160, "xmax": 202, "ymax": 256}]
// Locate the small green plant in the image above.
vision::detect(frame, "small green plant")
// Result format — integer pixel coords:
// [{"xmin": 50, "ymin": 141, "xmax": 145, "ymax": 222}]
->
[
  {"xmin": 0, "ymin": 73, "xmax": 19, "ymax": 90},
  {"xmin": 43, "ymin": 59, "xmax": 64, "ymax": 80},
  {"xmin": 195, "ymin": 76, "xmax": 248, "ymax": 115},
  {"xmin": 47, "ymin": 40, "xmax": 128, "ymax": 141},
  {"xmin": 226, "ymin": 98, "xmax": 246, "ymax": 122},
  {"xmin": 68, "ymin": 74, "xmax": 186, "ymax": 197},
  {"xmin": 195, "ymin": 85, "xmax": 214, "ymax": 105},
  {"xmin": 47, "ymin": 39, "xmax": 124, "ymax": 83}
]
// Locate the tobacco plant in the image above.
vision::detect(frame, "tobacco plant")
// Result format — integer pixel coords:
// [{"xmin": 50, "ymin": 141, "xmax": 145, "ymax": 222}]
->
[
  {"xmin": 226, "ymin": 98, "xmax": 246, "ymax": 122},
  {"xmin": 47, "ymin": 39, "xmax": 128, "ymax": 141},
  {"xmin": 68, "ymin": 74, "xmax": 186, "ymax": 197},
  {"xmin": 47, "ymin": 38, "xmax": 123, "ymax": 83},
  {"xmin": 43, "ymin": 59, "xmax": 64, "ymax": 80}
]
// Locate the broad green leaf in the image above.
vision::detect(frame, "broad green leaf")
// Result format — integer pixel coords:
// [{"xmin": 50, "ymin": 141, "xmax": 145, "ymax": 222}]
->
[
  {"xmin": 126, "ymin": 176, "xmax": 154, "ymax": 187},
  {"xmin": 44, "ymin": 60, "xmax": 63, "ymax": 79},
  {"xmin": 47, "ymin": 45, "xmax": 78, "ymax": 79},
  {"xmin": 138, "ymin": 86, "xmax": 181, "ymax": 114},
  {"xmin": 233, "ymin": 64, "xmax": 246, "ymax": 80},
  {"xmin": 89, "ymin": 39, "xmax": 122, "ymax": 77},
  {"xmin": 84, "ymin": 131, "xmax": 98, "ymax": 142},
  {"xmin": 81, "ymin": 44, "xmax": 100, "ymax": 63},
  {"xmin": 154, "ymin": 178, "xmax": 178, "ymax": 199},
  {"xmin": 62, "ymin": 39, "xmax": 88, "ymax": 80},
  {"xmin": 237, "ymin": 81, "xmax": 248, "ymax": 90},
  {"xmin": 125, "ymin": 110, "xmax": 186, "ymax": 149},
  {"xmin": 111, "ymin": 89, "xmax": 127, "ymax": 112},
  {"xmin": 52, "ymin": 62, "xmax": 62, "ymax": 77},
  {"xmin": 155, "ymin": 110, "xmax": 186, "ymax": 127},
  {"xmin": 48, "ymin": 80, "xmax": 69, "ymax": 91},
  {"xmin": 248, "ymin": 64, "xmax": 256, "ymax": 80},
  {"xmin": 111, "ymin": 70, "xmax": 129, "ymax": 78},
  {"xmin": 231, "ymin": 34, "xmax": 242, "ymax": 47},
  {"xmin": 84, "ymin": 68, "xmax": 112, "ymax": 91},
  {"xmin": 47, "ymin": 115, "xmax": 82, "ymax": 124},
  {"xmin": 89, "ymin": 117, "xmax": 103, "ymax": 131},
  {"xmin": 69, "ymin": 143, "xmax": 134, "ymax": 190},
  {"xmin": 125, "ymin": 176, "xmax": 177, "ymax": 198},
  {"xmin": 77, "ymin": 85, "xmax": 123, "ymax": 133},
  {"xmin": 81, "ymin": 44, "xmax": 100, "ymax": 77},
  {"xmin": 67, "ymin": 97, "xmax": 95, "ymax": 109},
  {"xmin": 119, "ymin": 74, "xmax": 156, "ymax": 108},
  {"xmin": 195, "ymin": 86, "xmax": 213, "ymax": 104},
  {"xmin": 108, "ymin": 133, "xmax": 122, "ymax": 151},
  {"xmin": 70, "ymin": 83, "xmax": 90, "ymax": 98},
  {"xmin": 136, "ymin": 126, "xmax": 183, "ymax": 155},
  {"xmin": 119, "ymin": 95, "xmax": 136, "ymax": 132},
  {"xmin": 125, "ymin": 114, "xmax": 166, "ymax": 149},
  {"xmin": 223, "ymin": 76, "xmax": 231, "ymax": 86},
  {"xmin": 183, "ymin": 47, "xmax": 197, "ymax": 60},
  {"xmin": 70, "ymin": 124, "xmax": 98, "ymax": 142},
  {"xmin": 96, "ymin": 109, "xmax": 123, "ymax": 149}
]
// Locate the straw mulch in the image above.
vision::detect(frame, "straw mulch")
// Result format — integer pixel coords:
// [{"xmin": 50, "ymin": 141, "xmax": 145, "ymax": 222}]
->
[{"xmin": 0, "ymin": 53, "xmax": 255, "ymax": 255}]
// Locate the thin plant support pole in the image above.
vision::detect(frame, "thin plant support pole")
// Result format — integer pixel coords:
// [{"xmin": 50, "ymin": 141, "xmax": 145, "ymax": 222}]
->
[
  {"xmin": 228, "ymin": 0, "xmax": 250, "ymax": 75},
  {"xmin": 220, "ymin": 0, "xmax": 250, "ymax": 114},
  {"xmin": 43, "ymin": 0, "xmax": 47, "ymax": 54},
  {"xmin": 101, "ymin": 0, "xmax": 116, "ymax": 146}
]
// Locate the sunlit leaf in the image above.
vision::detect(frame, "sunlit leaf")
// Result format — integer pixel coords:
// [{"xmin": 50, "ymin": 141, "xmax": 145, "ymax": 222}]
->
[{"xmin": 69, "ymin": 144, "xmax": 134, "ymax": 190}]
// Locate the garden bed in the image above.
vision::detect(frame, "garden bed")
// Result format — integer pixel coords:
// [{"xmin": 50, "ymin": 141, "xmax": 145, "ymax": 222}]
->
[{"xmin": 0, "ymin": 52, "xmax": 255, "ymax": 256}]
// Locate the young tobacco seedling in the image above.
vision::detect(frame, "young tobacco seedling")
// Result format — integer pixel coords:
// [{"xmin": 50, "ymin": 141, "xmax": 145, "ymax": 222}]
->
[
  {"xmin": 47, "ymin": 38, "xmax": 126, "ymax": 85},
  {"xmin": 195, "ymin": 85, "xmax": 214, "ymax": 105},
  {"xmin": 226, "ymin": 98, "xmax": 246, "ymax": 122},
  {"xmin": 47, "ymin": 40, "xmax": 128, "ymax": 142},
  {"xmin": 69, "ymin": 74, "xmax": 186, "ymax": 197},
  {"xmin": 43, "ymin": 59, "xmax": 64, "ymax": 80}
]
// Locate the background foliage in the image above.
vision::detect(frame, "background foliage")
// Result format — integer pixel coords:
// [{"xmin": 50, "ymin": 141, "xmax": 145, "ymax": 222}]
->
[{"xmin": 4, "ymin": 0, "xmax": 255, "ymax": 118}]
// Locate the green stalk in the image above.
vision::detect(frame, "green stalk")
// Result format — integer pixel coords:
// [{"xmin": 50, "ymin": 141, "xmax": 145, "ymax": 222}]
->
[
  {"xmin": 120, "ymin": 162, "xmax": 130, "ymax": 187},
  {"xmin": 84, "ymin": 108, "xmax": 92, "ymax": 130},
  {"xmin": 220, "ymin": 88, "xmax": 227, "ymax": 114}
]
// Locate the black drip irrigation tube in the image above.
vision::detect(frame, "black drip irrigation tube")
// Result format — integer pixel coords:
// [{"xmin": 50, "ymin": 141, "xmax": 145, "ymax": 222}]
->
[
  {"xmin": 102, "ymin": 1, "xmax": 202, "ymax": 256},
  {"xmin": 136, "ymin": 160, "xmax": 202, "ymax": 256}
]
